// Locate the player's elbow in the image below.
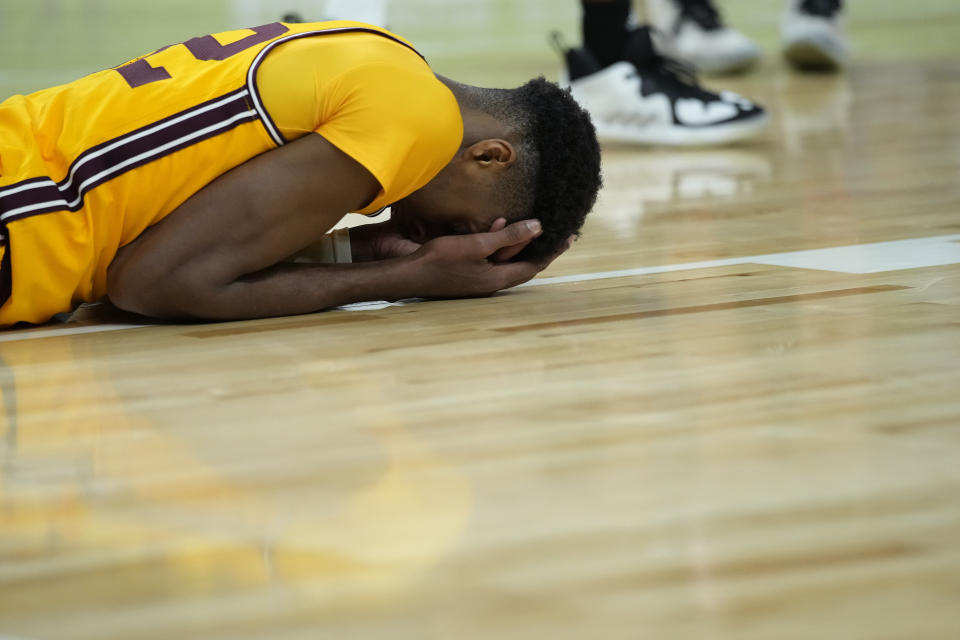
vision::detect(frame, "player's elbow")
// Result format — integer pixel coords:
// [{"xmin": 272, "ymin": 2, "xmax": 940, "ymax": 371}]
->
[{"xmin": 107, "ymin": 259, "xmax": 205, "ymax": 320}]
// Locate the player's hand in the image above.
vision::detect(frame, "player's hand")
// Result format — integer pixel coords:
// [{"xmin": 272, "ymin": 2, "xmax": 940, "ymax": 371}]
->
[
  {"xmin": 483, "ymin": 217, "xmax": 575, "ymax": 263},
  {"xmin": 350, "ymin": 219, "xmax": 422, "ymax": 262},
  {"xmin": 397, "ymin": 219, "xmax": 565, "ymax": 299}
]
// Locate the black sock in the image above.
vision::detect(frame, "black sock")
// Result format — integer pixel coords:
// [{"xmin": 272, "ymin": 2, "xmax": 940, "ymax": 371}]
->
[{"xmin": 581, "ymin": 0, "xmax": 632, "ymax": 68}]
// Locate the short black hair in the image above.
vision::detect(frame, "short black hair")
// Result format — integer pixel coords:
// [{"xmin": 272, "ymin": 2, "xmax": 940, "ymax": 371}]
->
[{"xmin": 509, "ymin": 78, "xmax": 602, "ymax": 262}]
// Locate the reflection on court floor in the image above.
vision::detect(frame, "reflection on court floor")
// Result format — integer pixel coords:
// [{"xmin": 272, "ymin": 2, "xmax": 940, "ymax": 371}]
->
[{"xmin": 2, "ymin": 1, "xmax": 960, "ymax": 639}]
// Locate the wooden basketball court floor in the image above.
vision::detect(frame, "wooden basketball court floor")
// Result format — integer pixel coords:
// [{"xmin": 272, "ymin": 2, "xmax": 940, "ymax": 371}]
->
[{"xmin": 1, "ymin": 1, "xmax": 960, "ymax": 638}]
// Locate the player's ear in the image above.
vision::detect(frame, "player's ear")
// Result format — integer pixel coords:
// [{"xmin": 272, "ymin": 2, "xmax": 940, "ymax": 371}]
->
[{"xmin": 466, "ymin": 139, "xmax": 516, "ymax": 172}]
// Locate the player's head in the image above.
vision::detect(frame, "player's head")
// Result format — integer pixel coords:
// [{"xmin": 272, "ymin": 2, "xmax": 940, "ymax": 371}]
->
[{"xmin": 392, "ymin": 77, "xmax": 602, "ymax": 261}]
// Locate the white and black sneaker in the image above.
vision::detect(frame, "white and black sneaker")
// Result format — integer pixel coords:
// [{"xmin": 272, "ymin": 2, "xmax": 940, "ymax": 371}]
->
[
  {"xmin": 782, "ymin": 0, "xmax": 848, "ymax": 70},
  {"xmin": 645, "ymin": 0, "xmax": 760, "ymax": 74},
  {"xmin": 554, "ymin": 28, "xmax": 768, "ymax": 146}
]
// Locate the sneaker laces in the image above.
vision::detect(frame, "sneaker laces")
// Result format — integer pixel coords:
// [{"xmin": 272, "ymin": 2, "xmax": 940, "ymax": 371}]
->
[
  {"xmin": 674, "ymin": 0, "xmax": 723, "ymax": 32},
  {"xmin": 625, "ymin": 30, "xmax": 719, "ymax": 102},
  {"xmin": 798, "ymin": 0, "xmax": 842, "ymax": 17},
  {"xmin": 645, "ymin": 57, "xmax": 719, "ymax": 102}
]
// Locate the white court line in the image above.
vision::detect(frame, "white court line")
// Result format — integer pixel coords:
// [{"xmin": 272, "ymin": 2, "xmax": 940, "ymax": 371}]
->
[
  {"xmin": 1, "ymin": 234, "xmax": 958, "ymax": 343},
  {"xmin": 0, "ymin": 323, "xmax": 149, "ymax": 344},
  {"xmin": 520, "ymin": 234, "xmax": 960, "ymax": 287}
]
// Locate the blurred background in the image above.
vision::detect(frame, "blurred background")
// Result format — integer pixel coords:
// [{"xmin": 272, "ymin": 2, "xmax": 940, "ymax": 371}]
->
[{"xmin": 2, "ymin": 0, "xmax": 960, "ymax": 98}]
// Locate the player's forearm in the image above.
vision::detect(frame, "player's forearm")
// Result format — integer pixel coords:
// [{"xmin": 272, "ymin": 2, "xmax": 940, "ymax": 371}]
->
[
  {"xmin": 184, "ymin": 221, "xmax": 549, "ymax": 319},
  {"xmin": 115, "ymin": 259, "xmax": 413, "ymax": 321},
  {"xmin": 110, "ymin": 219, "xmax": 549, "ymax": 320},
  {"xmin": 216, "ymin": 260, "xmax": 413, "ymax": 319}
]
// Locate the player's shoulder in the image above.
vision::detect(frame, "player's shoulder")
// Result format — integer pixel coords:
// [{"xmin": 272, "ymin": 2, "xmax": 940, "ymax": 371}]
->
[
  {"xmin": 318, "ymin": 25, "xmax": 457, "ymax": 123},
  {"xmin": 286, "ymin": 20, "xmax": 426, "ymax": 69},
  {"xmin": 350, "ymin": 61, "xmax": 461, "ymax": 140}
]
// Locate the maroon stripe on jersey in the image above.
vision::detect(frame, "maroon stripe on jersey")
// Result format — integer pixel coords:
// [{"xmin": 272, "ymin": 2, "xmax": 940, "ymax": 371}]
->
[
  {"xmin": 1, "ymin": 112, "xmax": 259, "ymax": 226},
  {"xmin": 0, "ymin": 177, "xmax": 50, "ymax": 191},
  {"xmin": 0, "ymin": 179, "xmax": 62, "ymax": 217},
  {"xmin": 54, "ymin": 92, "xmax": 255, "ymax": 208},
  {"xmin": 55, "ymin": 88, "xmax": 254, "ymax": 205},
  {"xmin": 55, "ymin": 87, "xmax": 251, "ymax": 193},
  {"xmin": 1, "ymin": 202, "xmax": 71, "ymax": 226},
  {"xmin": 0, "ymin": 183, "xmax": 63, "ymax": 219},
  {"xmin": 0, "ymin": 88, "xmax": 257, "ymax": 224}
]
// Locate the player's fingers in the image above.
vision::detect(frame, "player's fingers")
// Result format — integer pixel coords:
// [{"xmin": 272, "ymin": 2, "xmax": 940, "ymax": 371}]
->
[
  {"xmin": 488, "ymin": 217, "xmax": 507, "ymax": 233},
  {"xmin": 495, "ymin": 261, "xmax": 544, "ymax": 290},
  {"xmin": 485, "ymin": 233, "xmax": 579, "ymax": 292},
  {"xmin": 491, "ymin": 231, "xmax": 576, "ymax": 264},
  {"xmin": 490, "ymin": 240, "xmax": 528, "ymax": 263},
  {"xmin": 470, "ymin": 219, "xmax": 541, "ymax": 257},
  {"xmin": 486, "ymin": 219, "xmax": 511, "ymax": 261}
]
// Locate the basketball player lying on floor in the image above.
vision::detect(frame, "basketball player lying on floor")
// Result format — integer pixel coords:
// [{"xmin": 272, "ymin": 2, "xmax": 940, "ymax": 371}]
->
[{"xmin": 0, "ymin": 20, "xmax": 601, "ymax": 328}]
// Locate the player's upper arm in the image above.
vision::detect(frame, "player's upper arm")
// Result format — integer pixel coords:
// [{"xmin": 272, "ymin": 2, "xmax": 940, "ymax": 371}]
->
[
  {"xmin": 256, "ymin": 36, "xmax": 463, "ymax": 215},
  {"xmin": 107, "ymin": 132, "xmax": 379, "ymax": 317},
  {"xmin": 317, "ymin": 61, "xmax": 463, "ymax": 213}
]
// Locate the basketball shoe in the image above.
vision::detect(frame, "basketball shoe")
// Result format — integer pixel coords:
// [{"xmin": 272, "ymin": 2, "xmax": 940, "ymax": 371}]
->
[
  {"xmin": 781, "ymin": 0, "xmax": 848, "ymax": 70},
  {"xmin": 555, "ymin": 28, "xmax": 767, "ymax": 146},
  {"xmin": 645, "ymin": 0, "xmax": 760, "ymax": 74}
]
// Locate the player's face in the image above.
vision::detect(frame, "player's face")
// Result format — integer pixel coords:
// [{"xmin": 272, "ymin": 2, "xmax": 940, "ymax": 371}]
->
[
  {"xmin": 390, "ymin": 201, "xmax": 473, "ymax": 243},
  {"xmin": 392, "ymin": 169, "xmax": 499, "ymax": 243}
]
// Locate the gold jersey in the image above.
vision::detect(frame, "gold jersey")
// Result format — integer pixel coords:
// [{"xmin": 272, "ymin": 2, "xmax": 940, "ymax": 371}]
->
[{"xmin": 0, "ymin": 21, "xmax": 463, "ymax": 326}]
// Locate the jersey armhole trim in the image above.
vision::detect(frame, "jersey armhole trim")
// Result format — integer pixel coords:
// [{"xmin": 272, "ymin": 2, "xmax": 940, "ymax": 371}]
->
[{"xmin": 246, "ymin": 27, "xmax": 427, "ymax": 148}]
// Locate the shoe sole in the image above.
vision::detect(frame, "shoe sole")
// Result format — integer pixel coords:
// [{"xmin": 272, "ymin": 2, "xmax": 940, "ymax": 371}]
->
[
  {"xmin": 783, "ymin": 40, "xmax": 844, "ymax": 70},
  {"xmin": 593, "ymin": 113, "xmax": 769, "ymax": 147},
  {"xmin": 695, "ymin": 54, "xmax": 759, "ymax": 76}
]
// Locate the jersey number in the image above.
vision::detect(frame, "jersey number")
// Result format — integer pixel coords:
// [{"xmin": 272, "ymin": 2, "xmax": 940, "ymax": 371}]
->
[{"xmin": 115, "ymin": 23, "xmax": 290, "ymax": 89}]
